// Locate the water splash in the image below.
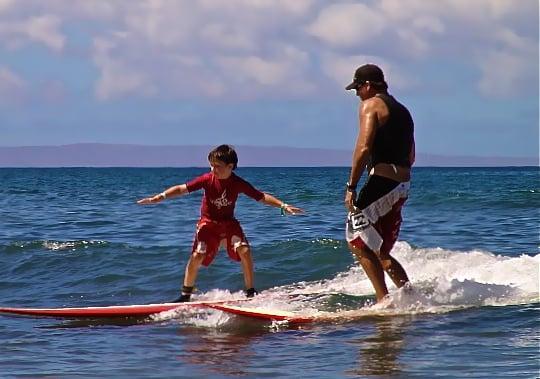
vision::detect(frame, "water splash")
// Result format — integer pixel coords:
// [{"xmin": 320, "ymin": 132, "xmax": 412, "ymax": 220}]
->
[{"xmin": 157, "ymin": 242, "xmax": 539, "ymax": 327}]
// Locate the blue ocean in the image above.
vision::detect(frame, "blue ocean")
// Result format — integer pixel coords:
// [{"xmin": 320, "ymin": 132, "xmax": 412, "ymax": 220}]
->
[{"xmin": 0, "ymin": 167, "xmax": 538, "ymax": 378}]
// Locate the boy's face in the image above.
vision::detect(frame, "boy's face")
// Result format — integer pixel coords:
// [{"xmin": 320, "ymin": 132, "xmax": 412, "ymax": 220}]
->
[{"xmin": 210, "ymin": 159, "xmax": 234, "ymax": 179}]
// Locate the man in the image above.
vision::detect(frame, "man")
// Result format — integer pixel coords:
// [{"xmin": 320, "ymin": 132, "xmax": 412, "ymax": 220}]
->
[{"xmin": 344, "ymin": 64, "xmax": 415, "ymax": 302}]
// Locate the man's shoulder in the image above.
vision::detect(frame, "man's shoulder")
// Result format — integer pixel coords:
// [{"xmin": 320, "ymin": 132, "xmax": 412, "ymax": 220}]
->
[{"xmin": 362, "ymin": 95, "xmax": 388, "ymax": 113}]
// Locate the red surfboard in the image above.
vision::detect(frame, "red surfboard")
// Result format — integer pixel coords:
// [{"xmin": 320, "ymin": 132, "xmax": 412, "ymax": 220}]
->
[
  {"xmin": 204, "ymin": 303, "xmax": 315, "ymax": 324},
  {"xmin": 0, "ymin": 299, "xmax": 242, "ymax": 318}
]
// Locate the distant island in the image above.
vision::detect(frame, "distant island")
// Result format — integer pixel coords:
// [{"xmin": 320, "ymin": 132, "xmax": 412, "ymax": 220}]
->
[{"xmin": 0, "ymin": 143, "xmax": 536, "ymax": 167}]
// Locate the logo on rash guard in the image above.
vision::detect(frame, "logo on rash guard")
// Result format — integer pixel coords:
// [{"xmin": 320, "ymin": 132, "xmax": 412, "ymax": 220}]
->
[{"xmin": 212, "ymin": 190, "xmax": 232, "ymax": 209}]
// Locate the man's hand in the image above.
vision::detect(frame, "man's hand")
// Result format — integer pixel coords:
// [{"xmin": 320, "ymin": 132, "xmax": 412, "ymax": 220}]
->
[{"xmin": 344, "ymin": 190, "xmax": 356, "ymax": 212}]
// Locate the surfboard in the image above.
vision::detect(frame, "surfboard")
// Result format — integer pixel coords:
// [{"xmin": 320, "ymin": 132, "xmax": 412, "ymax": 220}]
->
[
  {"xmin": 0, "ymin": 299, "xmax": 242, "ymax": 318},
  {"xmin": 204, "ymin": 303, "xmax": 315, "ymax": 324}
]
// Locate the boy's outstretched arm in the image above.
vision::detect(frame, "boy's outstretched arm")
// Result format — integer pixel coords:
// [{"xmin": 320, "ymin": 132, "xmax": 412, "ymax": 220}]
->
[
  {"xmin": 259, "ymin": 193, "xmax": 304, "ymax": 215},
  {"xmin": 137, "ymin": 184, "xmax": 188, "ymax": 204}
]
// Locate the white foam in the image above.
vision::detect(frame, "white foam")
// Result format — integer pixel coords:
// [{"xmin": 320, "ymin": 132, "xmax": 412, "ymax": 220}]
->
[
  {"xmin": 152, "ymin": 243, "xmax": 539, "ymax": 326},
  {"xmin": 42, "ymin": 240, "xmax": 106, "ymax": 251},
  {"xmin": 268, "ymin": 242, "xmax": 539, "ymax": 316}
]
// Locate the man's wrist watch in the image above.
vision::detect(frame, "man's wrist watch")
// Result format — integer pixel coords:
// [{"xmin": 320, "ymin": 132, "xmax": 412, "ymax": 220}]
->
[{"xmin": 346, "ymin": 181, "xmax": 357, "ymax": 192}]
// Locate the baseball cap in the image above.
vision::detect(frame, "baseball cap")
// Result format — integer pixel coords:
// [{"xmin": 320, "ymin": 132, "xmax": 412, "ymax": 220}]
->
[{"xmin": 345, "ymin": 64, "xmax": 386, "ymax": 90}]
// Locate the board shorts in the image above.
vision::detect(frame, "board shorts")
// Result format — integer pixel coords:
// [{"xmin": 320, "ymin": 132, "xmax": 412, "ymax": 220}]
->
[
  {"xmin": 191, "ymin": 218, "xmax": 249, "ymax": 266},
  {"xmin": 346, "ymin": 175, "xmax": 410, "ymax": 258}
]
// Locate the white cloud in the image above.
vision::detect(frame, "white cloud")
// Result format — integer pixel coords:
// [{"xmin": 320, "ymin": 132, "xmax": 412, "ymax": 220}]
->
[
  {"xmin": 92, "ymin": 38, "xmax": 153, "ymax": 101},
  {"xmin": 200, "ymin": 23, "xmax": 255, "ymax": 50},
  {"xmin": 412, "ymin": 16, "xmax": 445, "ymax": 34},
  {"xmin": 198, "ymin": 0, "xmax": 313, "ymax": 14},
  {"xmin": 321, "ymin": 54, "xmax": 414, "ymax": 91},
  {"xmin": 216, "ymin": 45, "xmax": 313, "ymax": 97},
  {"xmin": 0, "ymin": 0, "xmax": 13, "ymax": 12},
  {"xmin": 0, "ymin": 66, "xmax": 26, "ymax": 104},
  {"xmin": 476, "ymin": 50, "xmax": 528, "ymax": 96},
  {"xmin": 25, "ymin": 15, "xmax": 65, "ymax": 51},
  {"xmin": 307, "ymin": 3, "xmax": 385, "ymax": 47},
  {"xmin": 219, "ymin": 56, "xmax": 288, "ymax": 86},
  {"xmin": 0, "ymin": 14, "xmax": 65, "ymax": 51},
  {"xmin": 476, "ymin": 27, "xmax": 538, "ymax": 97},
  {"xmin": 0, "ymin": 0, "xmax": 536, "ymax": 101}
]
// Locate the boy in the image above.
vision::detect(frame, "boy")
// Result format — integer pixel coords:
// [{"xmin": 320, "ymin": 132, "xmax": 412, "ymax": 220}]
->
[{"xmin": 137, "ymin": 144, "xmax": 303, "ymax": 302}]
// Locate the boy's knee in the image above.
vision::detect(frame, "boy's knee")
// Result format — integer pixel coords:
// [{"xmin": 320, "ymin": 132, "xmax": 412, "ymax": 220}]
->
[
  {"xmin": 191, "ymin": 241, "xmax": 208, "ymax": 261},
  {"xmin": 191, "ymin": 251, "xmax": 206, "ymax": 263},
  {"xmin": 236, "ymin": 245, "xmax": 250, "ymax": 258}
]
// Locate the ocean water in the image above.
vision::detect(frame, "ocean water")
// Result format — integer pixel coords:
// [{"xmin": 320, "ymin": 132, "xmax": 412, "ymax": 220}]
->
[{"xmin": 0, "ymin": 167, "xmax": 538, "ymax": 378}]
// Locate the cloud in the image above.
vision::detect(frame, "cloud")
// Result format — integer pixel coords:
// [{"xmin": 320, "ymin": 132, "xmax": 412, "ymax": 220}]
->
[
  {"xmin": 306, "ymin": 3, "xmax": 385, "ymax": 47},
  {"xmin": 476, "ymin": 28, "xmax": 538, "ymax": 97},
  {"xmin": 92, "ymin": 37, "xmax": 154, "ymax": 101},
  {"xmin": 0, "ymin": 0, "xmax": 536, "ymax": 101},
  {"xmin": 320, "ymin": 53, "xmax": 415, "ymax": 91},
  {"xmin": 0, "ymin": 14, "xmax": 65, "ymax": 51},
  {"xmin": 0, "ymin": 0, "xmax": 14, "ymax": 12},
  {"xmin": 0, "ymin": 66, "xmax": 26, "ymax": 104}
]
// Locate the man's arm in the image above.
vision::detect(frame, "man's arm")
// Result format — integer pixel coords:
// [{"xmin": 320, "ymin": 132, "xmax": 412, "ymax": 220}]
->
[
  {"xmin": 137, "ymin": 184, "xmax": 188, "ymax": 204},
  {"xmin": 345, "ymin": 100, "xmax": 380, "ymax": 210}
]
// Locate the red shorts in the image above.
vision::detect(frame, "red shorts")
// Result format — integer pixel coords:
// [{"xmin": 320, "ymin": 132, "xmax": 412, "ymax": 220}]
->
[{"xmin": 191, "ymin": 218, "xmax": 249, "ymax": 266}]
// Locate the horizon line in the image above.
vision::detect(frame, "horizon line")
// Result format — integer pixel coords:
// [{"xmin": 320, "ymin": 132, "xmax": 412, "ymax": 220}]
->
[{"xmin": 0, "ymin": 143, "xmax": 536, "ymax": 160}]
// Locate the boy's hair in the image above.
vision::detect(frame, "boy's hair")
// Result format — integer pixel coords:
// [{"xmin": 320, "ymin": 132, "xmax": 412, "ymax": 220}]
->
[{"xmin": 208, "ymin": 144, "xmax": 238, "ymax": 169}]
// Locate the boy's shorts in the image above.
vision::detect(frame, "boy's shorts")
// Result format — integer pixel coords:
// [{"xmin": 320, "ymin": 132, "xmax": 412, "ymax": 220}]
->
[
  {"xmin": 346, "ymin": 175, "xmax": 409, "ymax": 258},
  {"xmin": 191, "ymin": 218, "xmax": 249, "ymax": 266}
]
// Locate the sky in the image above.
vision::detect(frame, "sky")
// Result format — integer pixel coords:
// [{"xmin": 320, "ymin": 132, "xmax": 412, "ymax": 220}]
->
[{"xmin": 0, "ymin": 0, "xmax": 538, "ymax": 158}]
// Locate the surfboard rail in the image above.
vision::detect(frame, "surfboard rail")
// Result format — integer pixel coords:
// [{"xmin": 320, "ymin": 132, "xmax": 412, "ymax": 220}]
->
[
  {"xmin": 0, "ymin": 299, "xmax": 243, "ymax": 318},
  {"xmin": 204, "ymin": 303, "xmax": 315, "ymax": 324}
]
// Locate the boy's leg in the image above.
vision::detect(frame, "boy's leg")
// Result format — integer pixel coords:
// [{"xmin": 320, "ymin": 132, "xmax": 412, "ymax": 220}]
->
[
  {"xmin": 183, "ymin": 251, "xmax": 205, "ymax": 287},
  {"xmin": 173, "ymin": 252, "xmax": 204, "ymax": 302},
  {"xmin": 226, "ymin": 221, "xmax": 257, "ymax": 297},
  {"xmin": 174, "ymin": 222, "xmax": 219, "ymax": 302},
  {"xmin": 236, "ymin": 245, "xmax": 254, "ymax": 290}
]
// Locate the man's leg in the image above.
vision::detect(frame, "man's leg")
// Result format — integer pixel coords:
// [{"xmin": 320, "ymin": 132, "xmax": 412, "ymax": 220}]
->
[
  {"xmin": 376, "ymin": 202, "xmax": 409, "ymax": 289},
  {"xmin": 380, "ymin": 256, "xmax": 409, "ymax": 288},
  {"xmin": 349, "ymin": 242, "xmax": 388, "ymax": 302}
]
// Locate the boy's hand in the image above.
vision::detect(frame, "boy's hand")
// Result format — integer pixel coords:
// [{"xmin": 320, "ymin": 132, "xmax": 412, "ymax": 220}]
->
[
  {"xmin": 137, "ymin": 194, "xmax": 164, "ymax": 204},
  {"xmin": 283, "ymin": 204, "xmax": 304, "ymax": 215}
]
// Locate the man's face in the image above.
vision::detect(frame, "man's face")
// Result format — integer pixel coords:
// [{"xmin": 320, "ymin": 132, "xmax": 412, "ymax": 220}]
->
[
  {"xmin": 210, "ymin": 159, "xmax": 234, "ymax": 179},
  {"xmin": 355, "ymin": 81, "xmax": 369, "ymax": 100}
]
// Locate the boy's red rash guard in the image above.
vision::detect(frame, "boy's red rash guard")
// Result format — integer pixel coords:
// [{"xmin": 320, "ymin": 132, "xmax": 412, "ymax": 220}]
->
[{"xmin": 186, "ymin": 172, "xmax": 264, "ymax": 221}]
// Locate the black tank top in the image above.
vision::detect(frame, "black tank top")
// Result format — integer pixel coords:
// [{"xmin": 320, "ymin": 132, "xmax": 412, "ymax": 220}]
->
[{"xmin": 371, "ymin": 93, "xmax": 414, "ymax": 168}]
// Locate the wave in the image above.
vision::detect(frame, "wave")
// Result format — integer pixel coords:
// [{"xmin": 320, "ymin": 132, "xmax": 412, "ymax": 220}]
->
[
  {"xmin": 0, "ymin": 239, "xmax": 111, "ymax": 253},
  {"xmin": 153, "ymin": 242, "xmax": 539, "ymax": 327},
  {"xmin": 284, "ymin": 241, "xmax": 539, "ymax": 305}
]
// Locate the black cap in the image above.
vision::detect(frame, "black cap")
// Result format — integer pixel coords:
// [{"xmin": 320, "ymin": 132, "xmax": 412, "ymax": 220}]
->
[{"xmin": 345, "ymin": 64, "xmax": 386, "ymax": 90}]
